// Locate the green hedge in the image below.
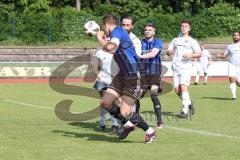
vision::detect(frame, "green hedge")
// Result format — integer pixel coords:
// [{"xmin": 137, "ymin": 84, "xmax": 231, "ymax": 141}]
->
[{"xmin": 0, "ymin": 3, "xmax": 239, "ymax": 45}]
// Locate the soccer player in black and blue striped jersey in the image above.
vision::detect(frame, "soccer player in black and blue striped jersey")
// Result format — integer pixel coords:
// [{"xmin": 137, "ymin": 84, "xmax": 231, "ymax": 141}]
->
[{"xmin": 138, "ymin": 23, "xmax": 164, "ymax": 129}]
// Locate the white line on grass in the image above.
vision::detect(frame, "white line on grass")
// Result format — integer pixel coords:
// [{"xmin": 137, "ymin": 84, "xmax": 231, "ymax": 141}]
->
[
  {"xmin": 4, "ymin": 99, "xmax": 240, "ymax": 140},
  {"xmin": 165, "ymin": 126, "xmax": 240, "ymax": 140},
  {"xmin": 4, "ymin": 99, "xmax": 79, "ymax": 114}
]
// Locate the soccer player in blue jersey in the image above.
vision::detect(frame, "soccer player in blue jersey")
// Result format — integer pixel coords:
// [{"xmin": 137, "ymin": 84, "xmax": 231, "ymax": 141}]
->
[
  {"xmin": 96, "ymin": 14, "xmax": 156, "ymax": 143},
  {"xmin": 138, "ymin": 23, "xmax": 164, "ymax": 129}
]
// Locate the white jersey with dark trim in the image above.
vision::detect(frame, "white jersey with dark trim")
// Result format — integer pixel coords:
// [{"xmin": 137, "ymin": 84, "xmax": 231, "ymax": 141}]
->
[
  {"xmin": 199, "ymin": 49, "xmax": 211, "ymax": 65},
  {"xmin": 91, "ymin": 49, "xmax": 119, "ymax": 84},
  {"xmin": 168, "ymin": 36, "xmax": 201, "ymax": 70},
  {"xmin": 129, "ymin": 32, "xmax": 142, "ymax": 56},
  {"xmin": 224, "ymin": 43, "xmax": 240, "ymax": 67}
]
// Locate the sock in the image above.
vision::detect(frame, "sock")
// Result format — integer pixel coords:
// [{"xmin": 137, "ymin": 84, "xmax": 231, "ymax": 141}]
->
[
  {"xmin": 230, "ymin": 83, "xmax": 236, "ymax": 99},
  {"xmin": 195, "ymin": 75, "xmax": 199, "ymax": 83},
  {"xmin": 146, "ymin": 127, "xmax": 154, "ymax": 134},
  {"xmin": 100, "ymin": 106, "xmax": 107, "ymax": 126},
  {"xmin": 106, "ymin": 103, "xmax": 126, "ymax": 124},
  {"xmin": 151, "ymin": 94, "xmax": 162, "ymax": 123},
  {"xmin": 123, "ymin": 120, "xmax": 134, "ymax": 127},
  {"xmin": 126, "ymin": 111, "xmax": 149, "ymax": 131},
  {"xmin": 182, "ymin": 91, "xmax": 191, "ymax": 114},
  {"xmin": 204, "ymin": 73, "xmax": 208, "ymax": 83},
  {"xmin": 204, "ymin": 75, "xmax": 208, "ymax": 83},
  {"xmin": 135, "ymin": 100, "xmax": 140, "ymax": 113}
]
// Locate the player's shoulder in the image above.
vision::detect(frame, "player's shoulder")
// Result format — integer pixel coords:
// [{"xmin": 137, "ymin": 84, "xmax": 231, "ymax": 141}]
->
[
  {"xmin": 170, "ymin": 37, "xmax": 180, "ymax": 44},
  {"xmin": 112, "ymin": 27, "xmax": 125, "ymax": 36},
  {"xmin": 113, "ymin": 26, "xmax": 123, "ymax": 32},
  {"xmin": 141, "ymin": 38, "xmax": 148, "ymax": 44},
  {"xmin": 228, "ymin": 43, "xmax": 236, "ymax": 48},
  {"xmin": 154, "ymin": 38, "xmax": 163, "ymax": 43},
  {"xmin": 130, "ymin": 32, "xmax": 140, "ymax": 42},
  {"xmin": 95, "ymin": 48, "xmax": 110, "ymax": 57},
  {"xmin": 188, "ymin": 36, "xmax": 198, "ymax": 43}
]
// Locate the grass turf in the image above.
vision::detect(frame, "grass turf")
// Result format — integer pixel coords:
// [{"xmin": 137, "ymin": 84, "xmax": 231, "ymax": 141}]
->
[{"xmin": 0, "ymin": 81, "xmax": 240, "ymax": 160}]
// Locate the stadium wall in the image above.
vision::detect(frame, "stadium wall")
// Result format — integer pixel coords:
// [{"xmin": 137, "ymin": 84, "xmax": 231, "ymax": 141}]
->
[{"xmin": 0, "ymin": 43, "xmax": 229, "ymax": 78}]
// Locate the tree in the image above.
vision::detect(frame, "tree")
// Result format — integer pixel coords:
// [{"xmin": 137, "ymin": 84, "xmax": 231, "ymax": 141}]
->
[{"xmin": 76, "ymin": 0, "xmax": 81, "ymax": 10}]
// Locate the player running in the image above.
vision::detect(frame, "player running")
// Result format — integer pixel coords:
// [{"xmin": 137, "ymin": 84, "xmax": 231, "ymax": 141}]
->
[
  {"xmin": 167, "ymin": 20, "xmax": 202, "ymax": 118},
  {"xmin": 217, "ymin": 31, "xmax": 240, "ymax": 101},
  {"xmin": 194, "ymin": 43, "xmax": 212, "ymax": 85}
]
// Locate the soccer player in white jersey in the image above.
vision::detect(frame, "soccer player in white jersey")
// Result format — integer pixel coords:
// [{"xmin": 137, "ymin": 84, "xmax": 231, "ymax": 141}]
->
[
  {"xmin": 217, "ymin": 31, "xmax": 240, "ymax": 101},
  {"xmin": 91, "ymin": 44, "xmax": 120, "ymax": 134},
  {"xmin": 121, "ymin": 15, "xmax": 142, "ymax": 56},
  {"xmin": 167, "ymin": 20, "xmax": 202, "ymax": 118},
  {"xmin": 194, "ymin": 43, "xmax": 212, "ymax": 85}
]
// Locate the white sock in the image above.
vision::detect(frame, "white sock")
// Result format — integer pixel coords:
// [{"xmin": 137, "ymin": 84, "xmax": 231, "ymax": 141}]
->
[
  {"xmin": 124, "ymin": 120, "xmax": 134, "ymax": 127},
  {"xmin": 131, "ymin": 104, "xmax": 136, "ymax": 112},
  {"xmin": 182, "ymin": 91, "xmax": 191, "ymax": 114},
  {"xmin": 230, "ymin": 83, "xmax": 237, "ymax": 99},
  {"xmin": 204, "ymin": 75, "xmax": 208, "ymax": 83},
  {"xmin": 196, "ymin": 75, "xmax": 199, "ymax": 83},
  {"xmin": 146, "ymin": 127, "xmax": 154, "ymax": 134}
]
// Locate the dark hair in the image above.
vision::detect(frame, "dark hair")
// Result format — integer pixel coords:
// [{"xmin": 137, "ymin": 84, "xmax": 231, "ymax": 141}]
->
[
  {"xmin": 181, "ymin": 20, "xmax": 191, "ymax": 26},
  {"xmin": 121, "ymin": 14, "xmax": 135, "ymax": 25},
  {"xmin": 103, "ymin": 14, "xmax": 118, "ymax": 25},
  {"xmin": 144, "ymin": 22, "xmax": 156, "ymax": 29},
  {"xmin": 232, "ymin": 31, "xmax": 240, "ymax": 36}
]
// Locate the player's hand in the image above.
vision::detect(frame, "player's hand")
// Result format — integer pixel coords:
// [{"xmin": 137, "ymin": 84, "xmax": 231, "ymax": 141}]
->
[{"xmin": 96, "ymin": 31, "xmax": 105, "ymax": 40}]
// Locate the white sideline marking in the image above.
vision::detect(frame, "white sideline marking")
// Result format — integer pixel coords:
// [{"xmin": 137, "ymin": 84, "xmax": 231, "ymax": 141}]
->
[
  {"xmin": 4, "ymin": 99, "xmax": 240, "ymax": 140},
  {"xmin": 4, "ymin": 99, "xmax": 79, "ymax": 113},
  {"xmin": 165, "ymin": 126, "xmax": 240, "ymax": 140}
]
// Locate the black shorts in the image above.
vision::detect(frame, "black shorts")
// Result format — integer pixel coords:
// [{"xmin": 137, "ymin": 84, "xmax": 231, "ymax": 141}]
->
[
  {"xmin": 108, "ymin": 74, "xmax": 141, "ymax": 99},
  {"xmin": 141, "ymin": 75, "xmax": 161, "ymax": 87},
  {"xmin": 140, "ymin": 75, "xmax": 162, "ymax": 94}
]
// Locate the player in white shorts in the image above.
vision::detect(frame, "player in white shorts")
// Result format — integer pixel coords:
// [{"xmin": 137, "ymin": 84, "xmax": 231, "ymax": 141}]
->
[
  {"xmin": 167, "ymin": 20, "xmax": 202, "ymax": 118},
  {"xmin": 194, "ymin": 43, "xmax": 212, "ymax": 85},
  {"xmin": 91, "ymin": 46, "xmax": 120, "ymax": 134},
  {"xmin": 217, "ymin": 31, "xmax": 240, "ymax": 101}
]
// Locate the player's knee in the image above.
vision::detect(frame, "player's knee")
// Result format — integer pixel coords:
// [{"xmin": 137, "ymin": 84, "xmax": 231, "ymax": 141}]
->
[
  {"xmin": 229, "ymin": 83, "xmax": 236, "ymax": 89},
  {"xmin": 100, "ymin": 99, "xmax": 111, "ymax": 109},
  {"xmin": 175, "ymin": 88, "xmax": 181, "ymax": 96},
  {"xmin": 120, "ymin": 110, "xmax": 130, "ymax": 117},
  {"xmin": 150, "ymin": 85, "xmax": 159, "ymax": 96}
]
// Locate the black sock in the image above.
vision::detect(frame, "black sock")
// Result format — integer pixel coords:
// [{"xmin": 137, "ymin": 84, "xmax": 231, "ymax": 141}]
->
[
  {"xmin": 135, "ymin": 100, "xmax": 140, "ymax": 114},
  {"xmin": 126, "ymin": 112, "xmax": 149, "ymax": 131},
  {"xmin": 106, "ymin": 103, "xmax": 126, "ymax": 124},
  {"xmin": 151, "ymin": 94, "xmax": 162, "ymax": 123}
]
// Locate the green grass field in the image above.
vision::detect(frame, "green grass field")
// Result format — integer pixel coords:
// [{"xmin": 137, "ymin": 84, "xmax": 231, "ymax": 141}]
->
[{"xmin": 0, "ymin": 81, "xmax": 240, "ymax": 160}]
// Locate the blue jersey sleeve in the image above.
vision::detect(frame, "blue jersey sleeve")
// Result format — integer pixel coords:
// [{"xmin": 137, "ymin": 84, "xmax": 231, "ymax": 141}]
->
[
  {"xmin": 110, "ymin": 28, "xmax": 122, "ymax": 40},
  {"xmin": 154, "ymin": 39, "xmax": 163, "ymax": 50}
]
